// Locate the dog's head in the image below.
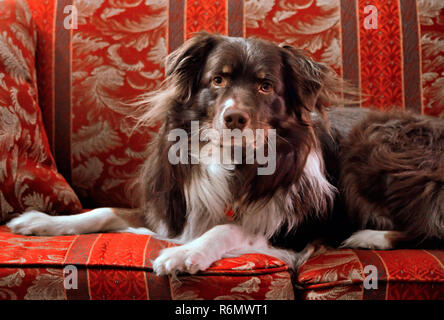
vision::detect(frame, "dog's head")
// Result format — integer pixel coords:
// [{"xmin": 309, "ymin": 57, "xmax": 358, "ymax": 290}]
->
[
  {"xmin": 166, "ymin": 32, "xmax": 334, "ymax": 139},
  {"xmin": 139, "ymin": 32, "xmax": 343, "ymax": 143}
]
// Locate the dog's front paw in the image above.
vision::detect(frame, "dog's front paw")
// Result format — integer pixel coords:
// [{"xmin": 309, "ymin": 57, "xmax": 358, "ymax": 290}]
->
[
  {"xmin": 153, "ymin": 245, "xmax": 214, "ymax": 276},
  {"xmin": 7, "ymin": 211, "xmax": 57, "ymax": 236}
]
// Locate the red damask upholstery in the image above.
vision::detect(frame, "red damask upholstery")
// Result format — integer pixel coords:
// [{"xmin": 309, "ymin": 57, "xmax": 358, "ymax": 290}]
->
[
  {"xmin": 0, "ymin": 226, "xmax": 293, "ymax": 299},
  {"xmin": 297, "ymin": 249, "xmax": 444, "ymax": 300},
  {"xmin": 0, "ymin": 0, "xmax": 443, "ymax": 300},
  {"xmin": 0, "ymin": 0, "xmax": 82, "ymax": 222}
]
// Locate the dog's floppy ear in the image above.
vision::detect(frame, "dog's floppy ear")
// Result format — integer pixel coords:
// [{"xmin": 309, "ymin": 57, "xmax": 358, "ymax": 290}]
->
[
  {"xmin": 280, "ymin": 45, "xmax": 329, "ymax": 113},
  {"xmin": 165, "ymin": 31, "xmax": 219, "ymax": 102},
  {"xmin": 280, "ymin": 45, "xmax": 352, "ymax": 118},
  {"xmin": 131, "ymin": 32, "xmax": 219, "ymax": 128}
]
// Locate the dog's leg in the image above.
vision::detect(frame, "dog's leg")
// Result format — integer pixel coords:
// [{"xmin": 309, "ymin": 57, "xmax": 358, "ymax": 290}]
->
[
  {"xmin": 340, "ymin": 229, "xmax": 407, "ymax": 250},
  {"xmin": 7, "ymin": 208, "xmax": 146, "ymax": 236},
  {"xmin": 153, "ymin": 224, "xmax": 314, "ymax": 275}
]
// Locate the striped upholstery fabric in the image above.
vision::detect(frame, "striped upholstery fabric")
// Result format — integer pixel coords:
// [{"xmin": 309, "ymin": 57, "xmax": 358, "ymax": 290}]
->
[
  {"xmin": 0, "ymin": 226, "xmax": 293, "ymax": 299},
  {"xmin": 297, "ymin": 249, "xmax": 444, "ymax": 300},
  {"xmin": 0, "ymin": 0, "xmax": 82, "ymax": 222}
]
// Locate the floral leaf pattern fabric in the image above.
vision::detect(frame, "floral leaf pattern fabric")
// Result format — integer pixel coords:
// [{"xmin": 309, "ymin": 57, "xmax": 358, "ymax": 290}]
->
[
  {"xmin": 298, "ymin": 249, "xmax": 444, "ymax": 300},
  {"xmin": 0, "ymin": 0, "xmax": 82, "ymax": 222},
  {"xmin": 0, "ymin": 226, "xmax": 294, "ymax": 300},
  {"xmin": 68, "ymin": 1, "xmax": 166, "ymax": 206},
  {"xmin": 0, "ymin": 225, "xmax": 442, "ymax": 300}
]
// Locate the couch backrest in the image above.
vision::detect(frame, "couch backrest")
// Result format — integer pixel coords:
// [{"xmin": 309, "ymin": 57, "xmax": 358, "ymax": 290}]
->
[{"xmin": 25, "ymin": 0, "xmax": 444, "ymax": 208}]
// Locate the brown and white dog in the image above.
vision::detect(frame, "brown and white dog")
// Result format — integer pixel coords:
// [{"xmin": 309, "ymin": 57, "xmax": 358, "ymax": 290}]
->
[{"xmin": 7, "ymin": 32, "xmax": 444, "ymax": 275}]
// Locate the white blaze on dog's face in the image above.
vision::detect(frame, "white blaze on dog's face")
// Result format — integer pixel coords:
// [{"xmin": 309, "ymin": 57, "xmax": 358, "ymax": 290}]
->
[{"xmin": 218, "ymin": 98, "xmax": 235, "ymax": 128}]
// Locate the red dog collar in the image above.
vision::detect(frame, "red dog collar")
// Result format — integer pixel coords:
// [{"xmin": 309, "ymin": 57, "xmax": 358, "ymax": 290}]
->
[{"xmin": 225, "ymin": 208, "xmax": 235, "ymax": 220}]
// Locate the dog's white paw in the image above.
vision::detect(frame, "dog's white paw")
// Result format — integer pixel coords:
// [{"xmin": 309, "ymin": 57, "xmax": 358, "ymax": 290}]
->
[
  {"xmin": 7, "ymin": 211, "xmax": 59, "ymax": 236},
  {"xmin": 340, "ymin": 230, "xmax": 393, "ymax": 250},
  {"xmin": 153, "ymin": 245, "xmax": 214, "ymax": 276}
]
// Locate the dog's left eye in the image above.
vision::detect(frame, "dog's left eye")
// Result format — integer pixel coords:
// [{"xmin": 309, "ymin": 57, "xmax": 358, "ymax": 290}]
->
[
  {"xmin": 259, "ymin": 81, "xmax": 273, "ymax": 94},
  {"xmin": 212, "ymin": 76, "xmax": 226, "ymax": 87}
]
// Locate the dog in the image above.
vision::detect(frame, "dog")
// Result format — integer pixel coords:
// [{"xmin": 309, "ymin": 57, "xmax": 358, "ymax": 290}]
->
[{"xmin": 7, "ymin": 32, "xmax": 444, "ymax": 276}]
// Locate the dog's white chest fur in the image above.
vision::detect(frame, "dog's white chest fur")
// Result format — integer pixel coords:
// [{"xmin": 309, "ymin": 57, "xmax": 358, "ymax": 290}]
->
[
  {"xmin": 179, "ymin": 149, "xmax": 335, "ymax": 242},
  {"xmin": 180, "ymin": 161, "xmax": 234, "ymax": 241}
]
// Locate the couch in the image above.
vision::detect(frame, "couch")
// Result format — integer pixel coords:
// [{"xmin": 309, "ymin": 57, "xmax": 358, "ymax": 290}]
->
[{"xmin": 0, "ymin": 0, "xmax": 442, "ymax": 300}]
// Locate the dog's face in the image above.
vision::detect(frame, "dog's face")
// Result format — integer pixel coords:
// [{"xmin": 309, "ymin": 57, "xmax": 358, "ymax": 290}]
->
[
  {"xmin": 200, "ymin": 38, "xmax": 284, "ymax": 133},
  {"xmin": 164, "ymin": 32, "xmax": 328, "ymax": 149}
]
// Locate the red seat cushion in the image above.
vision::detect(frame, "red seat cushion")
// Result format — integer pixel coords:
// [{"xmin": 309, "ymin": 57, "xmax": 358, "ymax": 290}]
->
[
  {"xmin": 297, "ymin": 248, "xmax": 444, "ymax": 300},
  {"xmin": 0, "ymin": 226, "xmax": 294, "ymax": 300}
]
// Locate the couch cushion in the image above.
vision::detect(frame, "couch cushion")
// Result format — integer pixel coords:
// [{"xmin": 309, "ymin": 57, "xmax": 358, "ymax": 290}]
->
[
  {"xmin": 25, "ymin": 0, "xmax": 165, "ymax": 208},
  {"xmin": 0, "ymin": 0, "xmax": 82, "ymax": 222},
  {"xmin": 0, "ymin": 226, "xmax": 294, "ymax": 300},
  {"xmin": 297, "ymin": 248, "xmax": 444, "ymax": 300}
]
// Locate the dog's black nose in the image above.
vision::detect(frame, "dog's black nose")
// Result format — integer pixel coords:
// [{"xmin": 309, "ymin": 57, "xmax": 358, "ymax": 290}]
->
[{"xmin": 223, "ymin": 108, "xmax": 250, "ymax": 130}]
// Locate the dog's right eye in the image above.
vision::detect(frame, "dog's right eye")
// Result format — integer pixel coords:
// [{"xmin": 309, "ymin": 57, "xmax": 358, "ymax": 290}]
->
[{"xmin": 212, "ymin": 76, "xmax": 226, "ymax": 87}]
